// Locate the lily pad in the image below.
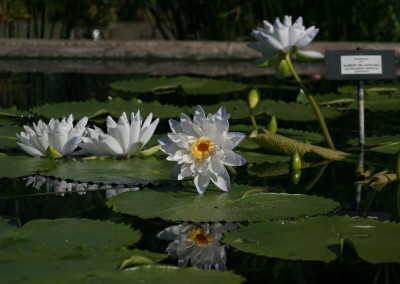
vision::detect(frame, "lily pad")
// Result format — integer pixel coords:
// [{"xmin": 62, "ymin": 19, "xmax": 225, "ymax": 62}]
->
[
  {"xmin": 347, "ymin": 135, "xmax": 400, "ymax": 147},
  {"xmin": 0, "ymin": 124, "xmax": 20, "ymax": 150},
  {"xmin": 0, "ymin": 248, "xmax": 243, "ymax": 284},
  {"xmin": 223, "ymin": 215, "xmax": 400, "ymax": 264},
  {"xmin": 30, "ymin": 98, "xmax": 185, "ymax": 120},
  {"xmin": 10, "ymin": 218, "xmax": 141, "ymax": 251},
  {"xmin": 369, "ymin": 142, "xmax": 400, "ymax": 155},
  {"xmin": 0, "ymin": 107, "xmax": 32, "ymax": 118},
  {"xmin": 43, "ymin": 157, "xmax": 178, "ymax": 186},
  {"xmin": 107, "ymin": 184, "xmax": 339, "ymax": 222},
  {"xmin": 110, "ymin": 76, "xmax": 248, "ymax": 95},
  {"xmin": 0, "ymin": 155, "xmax": 55, "ymax": 179}
]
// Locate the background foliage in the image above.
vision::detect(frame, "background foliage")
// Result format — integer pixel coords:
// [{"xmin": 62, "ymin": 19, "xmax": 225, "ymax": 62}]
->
[{"xmin": 1, "ymin": 0, "xmax": 399, "ymax": 41}]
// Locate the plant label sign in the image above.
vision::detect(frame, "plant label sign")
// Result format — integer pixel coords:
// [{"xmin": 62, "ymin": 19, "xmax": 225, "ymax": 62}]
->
[{"xmin": 325, "ymin": 50, "xmax": 395, "ymax": 80}]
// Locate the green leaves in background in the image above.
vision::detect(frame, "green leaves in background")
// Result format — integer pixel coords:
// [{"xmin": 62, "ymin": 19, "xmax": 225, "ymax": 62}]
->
[
  {"xmin": 30, "ymin": 98, "xmax": 185, "ymax": 120},
  {"xmin": 110, "ymin": 76, "xmax": 248, "ymax": 95},
  {"xmin": 223, "ymin": 215, "xmax": 400, "ymax": 264},
  {"xmin": 43, "ymin": 157, "xmax": 178, "ymax": 186},
  {"xmin": 0, "ymin": 155, "xmax": 55, "ymax": 178},
  {"xmin": 107, "ymin": 184, "xmax": 339, "ymax": 222}
]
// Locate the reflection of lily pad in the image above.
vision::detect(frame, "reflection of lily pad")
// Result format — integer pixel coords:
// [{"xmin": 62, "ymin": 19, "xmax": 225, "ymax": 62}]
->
[
  {"xmin": 223, "ymin": 215, "xmax": 400, "ymax": 264},
  {"xmin": 107, "ymin": 184, "xmax": 339, "ymax": 222},
  {"xmin": 30, "ymin": 98, "xmax": 185, "ymax": 120},
  {"xmin": 43, "ymin": 157, "xmax": 178, "ymax": 186},
  {"xmin": 0, "ymin": 155, "xmax": 55, "ymax": 178},
  {"xmin": 110, "ymin": 76, "xmax": 248, "ymax": 95},
  {"xmin": 369, "ymin": 142, "xmax": 400, "ymax": 155}
]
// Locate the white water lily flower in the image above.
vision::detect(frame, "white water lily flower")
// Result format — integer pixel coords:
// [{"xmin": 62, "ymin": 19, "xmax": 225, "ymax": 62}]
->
[
  {"xmin": 157, "ymin": 222, "xmax": 237, "ymax": 271},
  {"xmin": 16, "ymin": 114, "xmax": 88, "ymax": 157},
  {"xmin": 159, "ymin": 105, "xmax": 246, "ymax": 194},
  {"xmin": 248, "ymin": 15, "xmax": 324, "ymax": 66},
  {"xmin": 79, "ymin": 111, "xmax": 159, "ymax": 157}
]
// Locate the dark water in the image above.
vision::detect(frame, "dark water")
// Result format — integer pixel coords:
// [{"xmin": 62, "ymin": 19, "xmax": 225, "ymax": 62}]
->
[{"xmin": 1, "ymin": 70, "xmax": 399, "ymax": 283}]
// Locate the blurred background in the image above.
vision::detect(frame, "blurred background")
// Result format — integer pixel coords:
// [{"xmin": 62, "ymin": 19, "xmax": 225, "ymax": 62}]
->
[{"xmin": 1, "ymin": 0, "xmax": 399, "ymax": 41}]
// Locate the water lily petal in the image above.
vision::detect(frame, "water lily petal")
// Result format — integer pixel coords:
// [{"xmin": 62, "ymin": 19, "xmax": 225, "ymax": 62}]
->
[
  {"xmin": 295, "ymin": 27, "xmax": 319, "ymax": 48},
  {"xmin": 17, "ymin": 142, "xmax": 44, "ymax": 156},
  {"xmin": 61, "ymin": 136, "xmax": 82, "ymax": 155},
  {"xmin": 194, "ymin": 173, "xmax": 211, "ymax": 194},
  {"xmin": 210, "ymin": 162, "xmax": 230, "ymax": 192},
  {"xmin": 98, "ymin": 134, "xmax": 124, "ymax": 156},
  {"xmin": 140, "ymin": 118, "xmax": 159, "ymax": 146},
  {"xmin": 222, "ymin": 150, "xmax": 247, "ymax": 166},
  {"xmin": 294, "ymin": 50, "xmax": 324, "ymax": 60}
]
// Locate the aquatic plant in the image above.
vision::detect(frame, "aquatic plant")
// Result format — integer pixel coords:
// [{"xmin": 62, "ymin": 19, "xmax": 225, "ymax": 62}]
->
[
  {"xmin": 159, "ymin": 105, "xmax": 246, "ymax": 194},
  {"xmin": 16, "ymin": 114, "xmax": 88, "ymax": 157},
  {"xmin": 79, "ymin": 111, "xmax": 159, "ymax": 158}
]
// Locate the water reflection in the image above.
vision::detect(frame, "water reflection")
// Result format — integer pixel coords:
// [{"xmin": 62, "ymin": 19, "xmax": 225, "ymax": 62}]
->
[
  {"xmin": 24, "ymin": 175, "xmax": 139, "ymax": 198},
  {"xmin": 157, "ymin": 222, "xmax": 237, "ymax": 271}
]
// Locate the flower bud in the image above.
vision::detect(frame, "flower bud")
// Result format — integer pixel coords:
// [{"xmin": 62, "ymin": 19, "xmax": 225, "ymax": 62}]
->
[
  {"xmin": 291, "ymin": 151, "xmax": 302, "ymax": 170},
  {"xmin": 267, "ymin": 115, "xmax": 277, "ymax": 134},
  {"xmin": 247, "ymin": 89, "xmax": 260, "ymax": 109},
  {"xmin": 276, "ymin": 59, "xmax": 290, "ymax": 79},
  {"xmin": 45, "ymin": 145, "xmax": 62, "ymax": 159}
]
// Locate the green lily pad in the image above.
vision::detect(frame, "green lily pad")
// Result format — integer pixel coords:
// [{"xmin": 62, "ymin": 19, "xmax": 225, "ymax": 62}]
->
[
  {"xmin": 0, "ymin": 248, "xmax": 243, "ymax": 284},
  {"xmin": 107, "ymin": 184, "xmax": 339, "ymax": 222},
  {"xmin": 369, "ymin": 142, "xmax": 400, "ymax": 154},
  {"xmin": 120, "ymin": 249, "xmax": 168, "ymax": 269},
  {"xmin": 43, "ymin": 157, "xmax": 177, "ymax": 186},
  {"xmin": 30, "ymin": 98, "xmax": 185, "ymax": 120},
  {"xmin": 9, "ymin": 218, "xmax": 141, "ymax": 251},
  {"xmin": 0, "ymin": 155, "xmax": 55, "ymax": 179},
  {"xmin": 347, "ymin": 135, "xmax": 400, "ymax": 147},
  {"xmin": 110, "ymin": 76, "xmax": 248, "ymax": 95},
  {"xmin": 0, "ymin": 124, "xmax": 20, "ymax": 150},
  {"xmin": 223, "ymin": 215, "xmax": 400, "ymax": 264},
  {"xmin": 0, "ymin": 107, "xmax": 32, "ymax": 118}
]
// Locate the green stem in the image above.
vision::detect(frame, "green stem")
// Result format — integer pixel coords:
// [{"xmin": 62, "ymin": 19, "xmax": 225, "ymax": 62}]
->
[
  {"xmin": 284, "ymin": 54, "xmax": 335, "ymax": 150},
  {"xmin": 249, "ymin": 108, "xmax": 259, "ymax": 130}
]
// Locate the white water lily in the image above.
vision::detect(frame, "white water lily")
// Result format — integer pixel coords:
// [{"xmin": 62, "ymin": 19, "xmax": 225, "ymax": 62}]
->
[
  {"xmin": 159, "ymin": 105, "xmax": 246, "ymax": 194},
  {"xmin": 157, "ymin": 222, "xmax": 237, "ymax": 271},
  {"xmin": 79, "ymin": 111, "xmax": 159, "ymax": 157},
  {"xmin": 16, "ymin": 114, "xmax": 88, "ymax": 157},
  {"xmin": 248, "ymin": 15, "xmax": 324, "ymax": 67}
]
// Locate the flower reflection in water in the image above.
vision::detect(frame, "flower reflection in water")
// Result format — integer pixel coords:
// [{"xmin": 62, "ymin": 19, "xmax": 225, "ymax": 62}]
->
[
  {"xmin": 24, "ymin": 175, "xmax": 139, "ymax": 198},
  {"xmin": 157, "ymin": 222, "xmax": 237, "ymax": 271}
]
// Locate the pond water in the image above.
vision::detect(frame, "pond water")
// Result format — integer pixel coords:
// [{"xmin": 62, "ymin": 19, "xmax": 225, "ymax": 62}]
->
[{"xmin": 0, "ymin": 67, "xmax": 400, "ymax": 283}]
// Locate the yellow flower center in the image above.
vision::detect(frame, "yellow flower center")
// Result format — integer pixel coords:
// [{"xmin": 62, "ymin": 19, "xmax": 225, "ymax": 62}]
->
[
  {"xmin": 191, "ymin": 137, "xmax": 214, "ymax": 160},
  {"xmin": 189, "ymin": 227, "xmax": 213, "ymax": 246}
]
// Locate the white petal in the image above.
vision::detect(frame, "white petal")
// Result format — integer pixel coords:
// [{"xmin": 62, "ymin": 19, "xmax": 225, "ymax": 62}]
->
[
  {"xmin": 194, "ymin": 173, "xmax": 211, "ymax": 194},
  {"xmin": 193, "ymin": 105, "xmax": 206, "ymax": 124},
  {"xmin": 61, "ymin": 136, "xmax": 82, "ymax": 155},
  {"xmin": 130, "ymin": 111, "xmax": 141, "ymax": 143},
  {"xmin": 221, "ymin": 132, "xmax": 246, "ymax": 150},
  {"xmin": 115, "ymin": 114, "xmax": 131, "ymax": 153},
  {"xmin": 17, "ymin": 142, "xmax": 44, "ymax": 156},
  {"xmin": 222, "ymin": 151, "xmax": 247, "ymax": 166},
  {"xmin": 177, "ymin": 163, "xmax": 193, "ymax": 180},
  {"xmin": 140, "ymin": 118, "xmax": 159, "ymax": 146},
  {"xmin": 142, "ymin": 112, "xmax": 153, "ymax": 129},
  {"xmin": 210, "ymin": 162, "xmax": 230, "ymax": 192},
  {"xmin": 262, "ymin": 20, "xmax": 274, "ymax": 33},
  {"xmin": 295, "ymin": 27, "xmax": 319, "ymax": 48},
  {"xmin": 169, "ymin": 119, "xmax": 183, "ymax": 134},
  {"xmin": 294, "ymin": 50, "xmax": 324, "ymax": 60},
  {"xmin": 98, "ymin": 134, "xmax": 124, "ymax": 156}
]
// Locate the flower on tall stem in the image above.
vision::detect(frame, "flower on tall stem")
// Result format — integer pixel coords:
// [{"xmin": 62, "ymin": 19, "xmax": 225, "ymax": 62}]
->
[
  {"xmin": 157, "ymin": 222, "xmax": 237, "ymax": 271},
  {"xmin": 79, "ymin": 111, "xmax": 159, "ymax": 158},
  {"xmin": 16, "ymin": 114, "xmax": 88, "ymax": 157},
  {"xmin": 158, "ymin": 105, "xmax": 246, "ymax": 194},
  {"xmin": 247, "ymin": 15, "xmax": 335, "ymax": 150}
]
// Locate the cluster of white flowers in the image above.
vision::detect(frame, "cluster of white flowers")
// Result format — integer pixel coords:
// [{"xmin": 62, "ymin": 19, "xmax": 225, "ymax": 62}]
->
[
  {"xmin": 17, "ymin": 105, "xmax": 247, "ymax": 194},
  {"xmin": 157, "ymin": 222, "xmax": 237, "ymax": 270},
  {"xmin": 16, "ymin": 111, "xmax": 159, "ymax": 158}
]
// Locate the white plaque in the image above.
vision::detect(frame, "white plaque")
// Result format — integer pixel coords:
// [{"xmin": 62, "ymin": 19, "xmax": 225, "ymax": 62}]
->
[{"xmin": 340, "ymin": 55, "xmax": 382, "ymax": 75}]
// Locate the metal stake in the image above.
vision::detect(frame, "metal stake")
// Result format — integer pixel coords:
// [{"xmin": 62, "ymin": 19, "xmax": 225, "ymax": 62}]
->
[{"xmin": 358, "ymin": 80, "xmax": 365, "ymax": 148}]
